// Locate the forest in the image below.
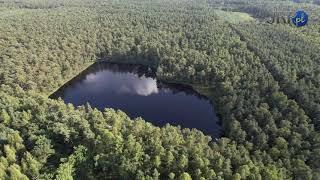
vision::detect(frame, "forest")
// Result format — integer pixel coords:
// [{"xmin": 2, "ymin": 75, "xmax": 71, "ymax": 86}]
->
[{"xmin": 0, "ymin": 0, "xmax": 320, "ymax": 179}]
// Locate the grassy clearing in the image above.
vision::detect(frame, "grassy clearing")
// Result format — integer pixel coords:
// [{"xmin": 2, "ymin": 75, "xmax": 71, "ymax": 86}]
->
[{"xmin": 214, "ymin": 9, "xmax": 254, "ymax": 23}]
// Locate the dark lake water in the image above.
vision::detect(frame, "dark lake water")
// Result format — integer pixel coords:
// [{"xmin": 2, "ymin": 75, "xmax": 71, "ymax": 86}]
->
[{"xmin": 50, "ymin": 62, "xmax": 221, "ymax": 137}]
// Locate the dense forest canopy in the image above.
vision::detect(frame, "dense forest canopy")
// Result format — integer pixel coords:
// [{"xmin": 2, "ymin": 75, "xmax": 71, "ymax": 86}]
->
[{"xmin": 0, "ymin": 0, "xmax": 319, "ymax": 179}]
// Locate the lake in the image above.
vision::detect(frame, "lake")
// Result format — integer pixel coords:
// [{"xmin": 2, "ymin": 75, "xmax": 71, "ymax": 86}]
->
[{"xmin": 50, "ymin": 62, "xmax": 221, "ymax": 137}]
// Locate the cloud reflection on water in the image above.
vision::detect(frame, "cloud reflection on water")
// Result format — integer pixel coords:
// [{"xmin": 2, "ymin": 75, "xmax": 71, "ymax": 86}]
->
[
  {"xmin": 50, "ymin": 62, "xmax": 221, "ymax": 137},
  {"xmin": 85, "ymin": 70, "xmax": 159, "ymax": 96}
]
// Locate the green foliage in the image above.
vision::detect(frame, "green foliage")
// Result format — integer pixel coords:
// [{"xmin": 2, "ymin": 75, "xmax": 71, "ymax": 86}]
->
[
  {"xmin": 0, "ymin": 0, "xmax": 319, "ymax": 179},
  {"xmin": 55, "ymin": 146, "xmax": 87, "ymax": 180}
]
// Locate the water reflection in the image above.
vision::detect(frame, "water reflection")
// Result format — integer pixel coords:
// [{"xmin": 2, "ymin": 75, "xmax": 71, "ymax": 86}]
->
[
  {"xmin": 83, "ymin": 71, "xmax": 159, "ymax": 96},
  {"xmin": 50, "ymin": 62, "xmax": 221, "ymax": 137}
]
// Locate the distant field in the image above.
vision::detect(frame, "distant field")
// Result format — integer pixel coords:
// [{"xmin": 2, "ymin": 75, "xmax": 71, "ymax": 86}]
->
[{"xmin": 214, "ymin": 9, "xmax": 254, "ymax": 23}]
